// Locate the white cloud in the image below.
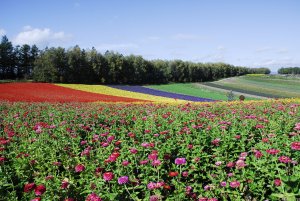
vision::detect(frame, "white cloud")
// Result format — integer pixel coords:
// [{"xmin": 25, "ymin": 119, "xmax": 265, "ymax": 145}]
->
[
  {"xmin": 277, "ymin": 48, "xmax": 289, "ymax": 54},
  {"xmin": 255, "ymin": 46, "xmax": 273, "ymax": 53},
  {"xmin": 96, "ymin": 43, "xmax": 139, "ymax": 51},
  {"xmin": 172, "ymin": 33, "xmax": 202, "ymax": 40},
  {"xmin": 13, "ymin": 26, "xmax": 72, "ymax": 47},
  {"xmin": 217, "ymin": 46, "xmax": 226, "ymax": 51},
  {"xmin": 0, "ymin": 28, "xmax": 6, "ymax": 36}
]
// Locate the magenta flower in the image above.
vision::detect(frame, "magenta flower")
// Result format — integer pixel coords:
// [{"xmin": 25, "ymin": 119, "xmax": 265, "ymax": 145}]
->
[
  {"xmin": 118, "ymin": 176, "xmax": 129, "ymax": 184},
  {"xmin": 175, "ymin": 158, "xmax": 186, "ymax": 165},
  {"xmin": 147, "ymin": 182, "xmax": 156, "ymax": 190},
  {"xmin": 61, "ymin": 180, "xmax": 69, "ymax": 189},
  {"xmin": 266, "ymin": 149, "xmax": 280, "ymax": 155},
  {"xmin": 230, "ymin": 181, "xmax": 240, "ymax": 188},
  {"xmin": 220, "ymin": 181, "xmax": 227, "ymax": 187},
  {"xmin": 278, "ymin": 156, "xmax": 291, "ymax": 163},
  {"xmin": 291, "ymin": 142, "xmax": 300, "ymax": 150},
  {"xmin": 151, "ymin": 159, "xmax": 161, "ymax": 166},
  {"xmin": 274, "ymin": 179, "xmax": 282, "ymax": 186},
  {"xmin": 34, "ymin": 184, "xmax": 46, "ymax": 196},
  {"xmin": 86, "ymin": 193, "xmax": 102, "ymax": 201},
  {"xmin": 182, "ymin": 171, "xmax": 189, "ymax": 177},
  {"xmin": 75, "ymin": 164, "xmax": 85, "ymax": 173},
  {"xmin": 103, "ymin": 172, "xmax": 114, "ymax": 181},
  {"xmin": 24, "ymin": 183, "xmax": 36, "ymax": 193}
]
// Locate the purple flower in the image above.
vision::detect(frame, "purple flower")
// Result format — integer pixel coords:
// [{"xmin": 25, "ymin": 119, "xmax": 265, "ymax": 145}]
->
[
  {"xmin": 108, "ymin": 85, "xmax": 214, "ymax": 102},
  {"xmin": 175, "ymin": 158, "xmax": 186, "ymax": 165},
  {"xmin": 118, "ymin": 176, "xmax": 129, "ymax": 184}
]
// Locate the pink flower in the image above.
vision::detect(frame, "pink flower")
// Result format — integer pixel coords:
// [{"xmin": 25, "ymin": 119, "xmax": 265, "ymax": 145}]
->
[
  {"xmin": 274, "ymin": 179, "xmax": 282, "ymax": 186},
  {"xmin": 198, "ymin": 197, "xmax": 208, "ymax": 201},
  {"xmin": 103, "ymin": 172, "xmax": 114, "ymax": 181},
  {"xmin": 254, "ymin": 150, "xmax": 263, "ymax": 158},
  {"xmin": 86, "ymin": 193, "xmax": 102, "ymax": 201},
  {"xmin": 31, "ymin": 198, "xmax": 41, "ymax": 201},
  {"xmin": 226, "ymin": 162, "xmax": 235, "ymax": 168},
  {"xmin": 182, "ymin": 171, "xmax": 189, "ymax": 177},
  {"xmin": 130, "ymin": 148, "xmax": 138, "ymax": 154},
  {"xmin": 215, "ymin": 161, "xmax": 222, "ymax": 166},
  {"xmin": 122, "ymin": 160, "xmax": 130, "ymax": 166},
  {"xmin": 148, "ymin": 153, "xmax": 158, "ymax": 161},
  {"xmin": 266, "ymin": 149, "xmax": 280, "ymax": 155},
  {"xmin": 236, "ymin": 160, "xmax": 246, "ymax": 169},
  {"xmin": 139, "ymin": 160, "xmax": 148, "ymax": 165},
  {"xmin": 278, "ymin": 156, "xmax": 291, "ymax": 163},
  {"xmin": 150, "ymin": 195, "xmax": 161, "ymax": 201},
  {"xmin": 175, "ymin": 158, "xmax": 186, "ymax": 165},
  {"xmin": 291, "ymin": 142, "xmax": 300, "ymax": 150},
  {"xmin": 151, "ymin": 159, "xmax": 161, "ymax": 166},
  {"xmin": 211, "ymin": 138, "xmax": 221, "ymax": 146},
  {"xmin": 230, "ymin": 181, "xmax": 240, "ymax": 188},
  {"xmin": 220, "ymin": 181, "xmax": 227, "ymax": 187},
  {"xmin": 75, "ymin": 164, "xmax": 85, "ymax": 173},
  {"xmin": 118, "ymin": 176, "xmax": 129, "ymax": 184},
  {"xmin": 34, "ymin": 184, "xmax": 46, "ymax": 196},
  {"xmin": 24, "ymin": 183, "xmax": 36, "ymax": 193},
  {"xmin": 147, "ymin": 182, "xmax": 156, "ymax": 190}
]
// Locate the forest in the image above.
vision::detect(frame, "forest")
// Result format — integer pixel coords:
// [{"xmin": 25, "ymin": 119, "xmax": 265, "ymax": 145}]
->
[{"xmin": 0, "ymin": 36, "xmax": 270, "ymax": 84}]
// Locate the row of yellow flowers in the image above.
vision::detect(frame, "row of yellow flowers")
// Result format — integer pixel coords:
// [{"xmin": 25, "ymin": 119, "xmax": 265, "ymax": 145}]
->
[{"xmin": 56, "ymin": 84, "xmax": 188, "ymax": 103}]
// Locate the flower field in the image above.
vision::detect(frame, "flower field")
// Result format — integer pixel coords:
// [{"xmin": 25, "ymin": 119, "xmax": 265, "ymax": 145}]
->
[
  {"xmin": 0, "ymin": 83, "xmax": 147, "ymax": 103},
  {"xmin": 1, "ymin": 99, "xmax": 300, "ymax": 201}
]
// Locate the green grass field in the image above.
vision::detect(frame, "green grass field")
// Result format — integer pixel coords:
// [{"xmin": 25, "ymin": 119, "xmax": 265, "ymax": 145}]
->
[
  {"xmin": 208, "ymin": 74, "xmax": 300, "ymax": 98},
  {"xmin": 145, "ymin": 83, "xmax": 258, "ymax": 101}
]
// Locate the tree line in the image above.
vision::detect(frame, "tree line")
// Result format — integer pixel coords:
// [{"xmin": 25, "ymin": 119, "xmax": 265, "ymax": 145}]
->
[
  {"xmin": 0, "ymin": 35, "xmax": 270, "ymax": 84},
  {"xmin": 278, "ymin": 67, "xmax": 300, "ymax": 74}
]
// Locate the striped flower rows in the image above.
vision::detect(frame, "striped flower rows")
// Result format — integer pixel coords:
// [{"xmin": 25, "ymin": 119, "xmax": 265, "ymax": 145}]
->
[
  {"xmin": 109, "ymin": 85, "xmax": 215, "ymax": 102},
  {"xmin": 56, "ymin": 84, "xmax": 187, "ymax": 103}
]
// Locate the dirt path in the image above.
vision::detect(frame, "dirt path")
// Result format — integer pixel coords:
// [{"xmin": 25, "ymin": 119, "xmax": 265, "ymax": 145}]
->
[{"xmin": 193, "ymin": 83, "xmax": 270, "ymax": 99}]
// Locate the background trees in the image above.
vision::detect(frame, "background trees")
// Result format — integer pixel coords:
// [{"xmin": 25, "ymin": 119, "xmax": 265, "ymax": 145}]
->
[
  {"xmin": 278, "ymin": 67, "xmax": 300, "ymax": 74},
  {"xmin": 0, "ymin": 35, "xmax": 271, "ymax": 84}
]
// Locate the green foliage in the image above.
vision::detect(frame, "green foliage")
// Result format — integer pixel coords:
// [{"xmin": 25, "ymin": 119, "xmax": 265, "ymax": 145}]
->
[
  {"xmin": 0, "ymin": 35, "xmax": 270, "ymax": 84},
  {"xmin": 278, "ymin": 67, "xmax": 300, "ymax": 74}
]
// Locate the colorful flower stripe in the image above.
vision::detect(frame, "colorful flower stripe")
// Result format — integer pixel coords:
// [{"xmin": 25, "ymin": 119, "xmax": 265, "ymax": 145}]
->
[
  {"xmin": 56, "ymin": 84, "xmax": 187, "ymax": 103},
  {"xmin": 109, "ymin": 85, "xmax": 215, "ymax": 102},
  {"xmin": 0, "ymin": 83, "xmax": 146, "ymax": 103}
]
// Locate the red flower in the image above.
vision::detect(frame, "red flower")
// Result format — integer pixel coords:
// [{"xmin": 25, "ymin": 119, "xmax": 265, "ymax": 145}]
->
[
  {"xmin": 75, "ymin": 164, "xmax": 85, "ymax": 173},
  {"xmin": 34, "ymin": 184, "xmax": 46, "ymax": 196},
  {"xmin": 24, "ymin": 183, "xmax": 36, "ymax": 193},
  {"xmin": 103, "ymin": 172, "xmax": 114, "ymax": 181},
  {"xmin": 274, "ymin": 179, "xmax": 282, "ymax": 186},
  {"xmin": 169, "ymin": 171, "xmax": 179, "ymax": 177},
  {"xmin": 266, "ymin": 149, "xmax": 280, "ymax": 155},
  {"xmin": 61, "ymin": 180, "xmax": 69, "ymax": 189}
]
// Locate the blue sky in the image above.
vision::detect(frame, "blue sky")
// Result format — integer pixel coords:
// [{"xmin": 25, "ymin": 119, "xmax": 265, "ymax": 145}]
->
[{"xmin": 1, "ymin": 0, "xmax": 299, "ymax": 72}]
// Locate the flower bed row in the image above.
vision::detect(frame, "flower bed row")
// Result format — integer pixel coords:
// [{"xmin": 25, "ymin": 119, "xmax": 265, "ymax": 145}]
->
[
  {"xmin": 109, "ymin": 85, "xmax": 215, "ymax": 102},
  {"xmin": 56, "ymin": 84, "xmax": 185, "ymax": 103},
  {"xmin": 0, "ymin": 83, "xmax": 147, "ymax": 103},
  {"xmin": 0, "ymin": 100, "xmax": 300, "ymax": 200}
]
